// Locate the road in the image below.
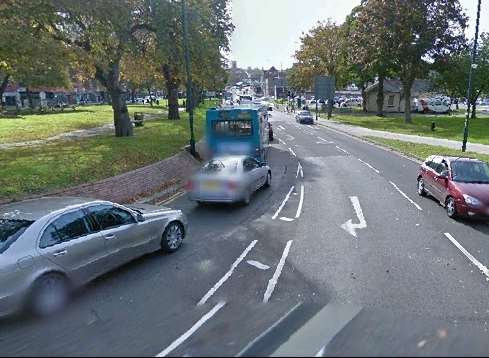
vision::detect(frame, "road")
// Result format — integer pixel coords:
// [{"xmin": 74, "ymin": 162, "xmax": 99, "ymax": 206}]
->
[{"xmin": 2, "ymin": 109, "xmax": 489, "ymax": 356}]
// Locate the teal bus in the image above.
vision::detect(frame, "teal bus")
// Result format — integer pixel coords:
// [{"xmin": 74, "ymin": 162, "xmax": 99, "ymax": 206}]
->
[{"xmin": 206, "ymin": 105, "xmax": 269, "ymax": 161}]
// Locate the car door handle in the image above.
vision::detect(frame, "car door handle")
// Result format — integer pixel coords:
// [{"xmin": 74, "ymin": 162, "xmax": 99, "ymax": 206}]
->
[
  {"xmin": 53, "ymin": 250, "xmax": 67, "ymax": 257},
  {"xmin": 104, "ymin": 234, "xmax": 116, "ymax": 240}
]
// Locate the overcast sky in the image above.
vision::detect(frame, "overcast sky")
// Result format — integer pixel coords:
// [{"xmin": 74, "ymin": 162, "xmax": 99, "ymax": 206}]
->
[{"xmin": 229, "ymin": 0, "xmax": 489, "ymax": 70}]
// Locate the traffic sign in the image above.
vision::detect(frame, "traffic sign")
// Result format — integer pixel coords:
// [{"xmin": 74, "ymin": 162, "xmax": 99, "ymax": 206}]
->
[{"xmin": 314, "ymin": 76, "xmax": 335, "ymax": 101}]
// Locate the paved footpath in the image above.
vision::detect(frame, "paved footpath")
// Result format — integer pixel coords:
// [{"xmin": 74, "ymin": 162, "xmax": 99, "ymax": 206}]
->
[{"xmin": 317, "ymin": 118, "xmax": 489, "ymax": 155}]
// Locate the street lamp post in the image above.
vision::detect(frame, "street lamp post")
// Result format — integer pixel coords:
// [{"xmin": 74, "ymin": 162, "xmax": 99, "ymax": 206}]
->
[
  {"xmin": 462, "ymin": 0, "xmax": 482, "ymax": 152},
  {"xmin": 181, "ymin": 0, "xmax": 196, "ymax": 157}
]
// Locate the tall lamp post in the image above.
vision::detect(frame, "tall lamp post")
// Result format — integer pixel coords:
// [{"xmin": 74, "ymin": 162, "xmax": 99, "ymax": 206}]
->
[
  {"xmin": 462, "ymin": 0, "xmax": 482, "ymax": 152},
  {"xmin": 181, "ymin": 0, "xmax": 196, "ymax": 156}
]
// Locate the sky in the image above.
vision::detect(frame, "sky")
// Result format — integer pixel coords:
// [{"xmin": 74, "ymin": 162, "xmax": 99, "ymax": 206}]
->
[{"xmin": 229, "ymin": 0, "xmax": 489, "ymax": 70}]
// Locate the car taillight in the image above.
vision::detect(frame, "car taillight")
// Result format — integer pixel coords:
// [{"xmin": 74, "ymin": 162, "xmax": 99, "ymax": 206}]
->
[
  {"xmin": 228, "ymin": 181, "xmax": 237, "ymax": 190},
  {"xmin": 184, "ymin": 180, "xmax": 193, "ymax": 191}
]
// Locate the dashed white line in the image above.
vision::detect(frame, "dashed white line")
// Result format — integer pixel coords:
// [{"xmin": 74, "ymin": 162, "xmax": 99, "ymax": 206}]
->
[
  {"xmin": 272, "ymin": 186, "xmax": 295, "ymax": 219},
  {"xmin": 389, "ymin": 181, "xmax": 423, "ymax": 211},
  {"xmin": 156, "ymin": 301, "xmax": 226, "ymax": 357},
  {"xmin": 278, "ymin": 138, "xmax": 286, "ymax": 145},
  {"xmin": 263, "ymin": 240, "xmax": 293, "ymax": 303},
  {"xmin": 288, "ymin": 147, "xmax": 297, "ymax": 157},
  {"xmin": 358, "ymin": 158, "xmax": 380, "ymax": 174},
  {"xmin": 197, "ymin": 240, "xmax": 258, "ymax": 306},
  {"xmin": 295, "ymin": 184, "xmax": 305, "ymax": 218},
  {"xmin": 280, "ymin": 217, "xmax": 295, "ymax": 222},
  {"xmin": 444, "ymin": 233, "xmax": 489, "ymax": 279},
  {"xmin": 335, "ymin": 145, "xmax": 350, "ymax": 155},
  {"xmin": 279, "ymin": 125, "xmax": 286, "ymax": 130},
  {"xmin": 317, "ymin": 136, "xmax": 333, "ymax": 144}
]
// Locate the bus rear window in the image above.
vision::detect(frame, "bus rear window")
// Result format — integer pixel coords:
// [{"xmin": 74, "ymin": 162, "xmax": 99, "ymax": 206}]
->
[{"xmin": 212, "ymin": 120, "xmax": 253, "ymax": 136}]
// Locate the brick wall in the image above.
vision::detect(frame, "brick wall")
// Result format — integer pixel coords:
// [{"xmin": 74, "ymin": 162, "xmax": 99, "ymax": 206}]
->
[{"xmin": 1, "ymin": 150, "xmax": 200, "ymax": 205}]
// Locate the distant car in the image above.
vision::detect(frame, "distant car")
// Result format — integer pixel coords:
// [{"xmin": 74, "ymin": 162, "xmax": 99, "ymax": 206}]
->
[
  {"xmin": 0, "ymin": 197, "xmax": 187, "ymax": 317},
  {"xmin": 417, "ymin": 98, "xmax": 451, "ymax": 114},
  {"xmin": 187, "ymin": 156, "xmax": 271, "ymax": 205},
  {"xmin": 295, "ymin": 110, "xmax": 314, "ymax": 124},
  {"xmin": 417, "ymin": 156, "xmax": 489, "ymax": 219}
]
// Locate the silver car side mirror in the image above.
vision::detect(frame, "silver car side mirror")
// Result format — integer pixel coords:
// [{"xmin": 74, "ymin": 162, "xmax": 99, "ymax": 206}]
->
[{"xmin": 137, "ymin": 213, "xmax": 145, "ymax": 222}]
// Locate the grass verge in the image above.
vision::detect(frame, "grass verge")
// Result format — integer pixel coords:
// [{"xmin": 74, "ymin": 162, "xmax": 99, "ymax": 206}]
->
[
  {"xmin": 366, "ymin": 136, "xmax": 489, "ymax": 163},
  {"xmin": 0, "ymin": 102, "xmax": 215, "ymax": 201},
  {"xmin": 326, "ymin": 112, "xmax": 489, "ymax": 146}
]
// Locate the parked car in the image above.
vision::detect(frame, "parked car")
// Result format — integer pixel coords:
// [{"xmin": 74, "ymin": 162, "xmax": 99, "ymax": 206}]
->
[
  {"xmin": 417, "ymin": 155, "xmax": 489, "ymax": 219},
  {"xmin": 0, "ymin": 197, "xmax": 187, "ymax": 317},
  {"xmin": 295, "ymin": 110, "xmax": 314, "ymax": 124},
  {"xmin": 416, "ymin": 98, "xmax": 451, "ymax": 114},
  {"xmin": 187, "ymin": 156, "xmax": 271, "ymax": 205}
]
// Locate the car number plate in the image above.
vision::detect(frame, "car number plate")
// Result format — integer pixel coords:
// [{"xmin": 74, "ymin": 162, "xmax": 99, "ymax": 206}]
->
[{"xmin": 203, "ymin": 180, "xmax": 220, "ymax": 191}]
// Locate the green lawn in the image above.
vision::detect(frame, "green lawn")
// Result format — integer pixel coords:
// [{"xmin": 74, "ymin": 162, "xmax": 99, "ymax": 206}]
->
[
  {"xmin": 0, "ymin": 102, "xmax": 215, "ymax": 201},
  {"xmin": 366, "ymin": 137, "xmax": 489, "ymax": 163},
  {"xmin": 326, "ymin": 111, "xmax": 489, "ymax": 146},
  {"xmin": 0, "ymin": 104, "xmax": 168, "ymax": 144}
]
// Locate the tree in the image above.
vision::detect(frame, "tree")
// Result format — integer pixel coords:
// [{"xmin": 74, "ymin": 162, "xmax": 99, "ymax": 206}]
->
[
  {"xmin": 0, "ymin": 1, "xmax": 71, "ymax": 109},
  {"xmin": 294, "ymin": 20, "xmax": 347, "ymax": 117},
  {"xmin": 431, "ymin": 34, "xmax": 489, "ymax": 118},
  {"xmin": 380, "ymin": 0, "xmax": 467, "ymax": 123},
  {"xmin": 151, "ymin": 0, "xmax": 233, "ymax": 119},
  {"xmin": 348, "ymin": 1, "xmax": 397, "ymax": 116},
  {"xmin": 22, "ymin": 0, "xmax": 154, "ymax": 136}
]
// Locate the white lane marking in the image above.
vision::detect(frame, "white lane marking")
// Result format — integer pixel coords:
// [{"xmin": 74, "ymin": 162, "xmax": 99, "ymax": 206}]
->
[
  {"xmin": 335, "ymin": 145, "xmax": 350, "ymax": 155},
  {"xmin": 156, "ymin": 301, "xmax": 226, "ymax": 357},
  {"xmin": 358, "ymin": 158, "xmax": 380, "ymax": 174},
  {"xmin": 197, "ymin": 241, "xmax": 257, "ymax": 306},
  {"xmin": 272, "ymin": 186, "xmax": 295, "ymax": 219},
  {"xmin": 341, "ymin": 196, "xmax": 367, "ymax": 238},
  {"xmin": 317, "ymin": 136, "xmax": 333, "ymax": 144},
  {"xmin": 444, "ymin": 233, "xmax": 489, "ymax": 278},
  {"xmin": 247, "ymin": 260, "xmax": 270, "ymax": 270},
  {"xmin": 288, "ymin": 147, "xmax": 297, "ymax": 157},
  {"xmin": 307, "ymin": 125, "xmax": 317, "ymax": 130},
  {"xmin": 263, "ymin": 240, "xmax": 293, "ymax": 303},
  {"xmin": 285, "ymin": 134, "xmax": 295, "ymax": 141},
  {"xmin": 279, "ymin": 125, "xmax": 286, "ymax": 130},
  {"xmin": 296, "ymin": 162, "xmax": 303, "ymax": 178},
  {"xmin": 315, "ymin": 346, "xmax": 326, "ymax": 357},
  {"xmin": 236, "ymin": 301, "xmax": 303, "ymax": 357},
  {"xmin": 280, "ymin": 217, "xmax": 295, "ymax": 222},
  {"xmin": 389, "ymin": 181, "xmax": 423, "ymax": 211},
  {"xmin": 278, "ymin": 138, "xmax": 286, "ymax": 145},
  {"xmin": 295, "ymin": 184, "xmax": 305, "ymax": 218}
]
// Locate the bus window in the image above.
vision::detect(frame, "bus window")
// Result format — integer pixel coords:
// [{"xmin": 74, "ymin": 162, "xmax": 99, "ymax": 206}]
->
[{"xmin": 212, "ymin": 120, "xmax": 253, "ymax": 136}]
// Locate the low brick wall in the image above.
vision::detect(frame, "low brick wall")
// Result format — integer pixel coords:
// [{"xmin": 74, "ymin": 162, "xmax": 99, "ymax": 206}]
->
[{"xmin": 1, "ymin": 150, "xmax": 200, "ymax": 205}]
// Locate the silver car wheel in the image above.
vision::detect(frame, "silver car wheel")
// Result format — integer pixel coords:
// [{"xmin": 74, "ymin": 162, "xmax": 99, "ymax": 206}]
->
[
  {"xmin": 446, "ymin": 197, "xmax": 457, "ymax": 218},
  {"xmin": 163, "ymin": 223, "xmax": 183, "ymax": 252},
  {"xmin": 31, "ymin": 274, "xmax": 69, "ymax": 316},
  {"xmin": 417, "ymin": 178, "xmax": 426, "ymax": 196}
]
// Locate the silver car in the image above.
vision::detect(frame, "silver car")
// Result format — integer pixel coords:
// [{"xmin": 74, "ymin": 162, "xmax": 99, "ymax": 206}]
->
[
  {"xmin": 0, "ymin": 197, "xmax": 187, "ymax": 317},
  {"xmin": 187, "ymin": 156, "xmax": 271, "ymax": 205}
]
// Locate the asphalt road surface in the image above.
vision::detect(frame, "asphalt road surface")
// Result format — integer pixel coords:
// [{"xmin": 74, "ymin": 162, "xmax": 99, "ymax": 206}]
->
[{"xmin": 2, "ymin": 109, "xmax": 489, "ymax": 356}]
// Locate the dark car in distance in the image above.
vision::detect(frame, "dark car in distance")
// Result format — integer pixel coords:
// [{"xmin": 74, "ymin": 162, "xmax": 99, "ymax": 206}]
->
[{"xmin": 417, "ymin": 155, "xmax": 489, "ymax": 219}]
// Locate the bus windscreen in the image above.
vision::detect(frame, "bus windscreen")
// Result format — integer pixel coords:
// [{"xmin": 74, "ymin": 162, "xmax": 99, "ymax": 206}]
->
[{"xmin": 212, "ymin": 120, "xmax": 253, "ymax": 137}]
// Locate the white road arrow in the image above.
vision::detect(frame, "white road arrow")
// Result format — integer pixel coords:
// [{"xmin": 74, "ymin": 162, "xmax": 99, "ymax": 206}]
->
[{"xmin": 341, "ymin": 196, "xmax": 367, "ymax": 238}]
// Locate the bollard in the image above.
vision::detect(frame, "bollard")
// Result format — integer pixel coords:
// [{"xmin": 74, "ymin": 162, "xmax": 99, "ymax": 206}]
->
[{"xmin": 431, "ymin": 122, "xmax": 436, "ymax": 131}]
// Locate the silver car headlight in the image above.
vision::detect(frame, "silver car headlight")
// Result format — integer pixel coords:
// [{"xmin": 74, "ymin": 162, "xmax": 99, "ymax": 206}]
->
[{"xmin": 463, "ymin": 194, "xmax": 482, "ymax": 207}]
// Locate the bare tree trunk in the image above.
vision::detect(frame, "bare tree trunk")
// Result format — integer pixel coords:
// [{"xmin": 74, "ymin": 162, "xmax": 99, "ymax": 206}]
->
[
  {"xmin": 0, "ymin": 74, "xmax": 9, "ymax": 110},
  {"xmin": 95, "ymin": 63, "xmax": 133, "ymax": 137},
  {"xmin": 376, "ymin": 75, "xmax": 385, "ymax": 117},
  {"xmin": 403, "ymin": 80, "xmax": 413, "ymax": 123},
  {"xmin": 131, "ymin": 88, "xmax": 136, "ymax": 103},
  {"xmin": 471, "ymin": 101, "xmax": 477, "ymax": 119},
  {"xmin": 26, "ymin": 87, "xmax": 34, "ymax": 109},
  {"xmin": 361, "ymin": 83, "xmax": 367, "ymax": 112},
  {"xmin": 163, "ymin": 64, "xmax": 180, "ymax": 120}
]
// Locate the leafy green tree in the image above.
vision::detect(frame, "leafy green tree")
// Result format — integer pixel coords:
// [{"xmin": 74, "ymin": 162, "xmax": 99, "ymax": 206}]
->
[
  {"xmin": 0, "ymin": 1, "xmax": 71, "ymax": 109},
  {"xmin": 381, "ymin": 0, "xmax": 468, "ymax": 123},
  {"xmin": 431, "ymin": 33, "xmax": 489, "ymax": 118}
]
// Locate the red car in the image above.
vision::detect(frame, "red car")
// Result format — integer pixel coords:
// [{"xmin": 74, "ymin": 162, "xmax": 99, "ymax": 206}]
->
[{"xmin": 417, "ymin": 155, "xmax": 489, "ymax": 219}]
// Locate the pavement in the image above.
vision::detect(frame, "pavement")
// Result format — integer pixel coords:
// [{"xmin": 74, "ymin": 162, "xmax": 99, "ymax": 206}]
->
[
  {"xmin": 2, "ymin": 110, "xmax": 489, "ymax": 356},
  {"xmin": 317, "ymin": 118, "xmax": 489, "ymax": 155}
]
